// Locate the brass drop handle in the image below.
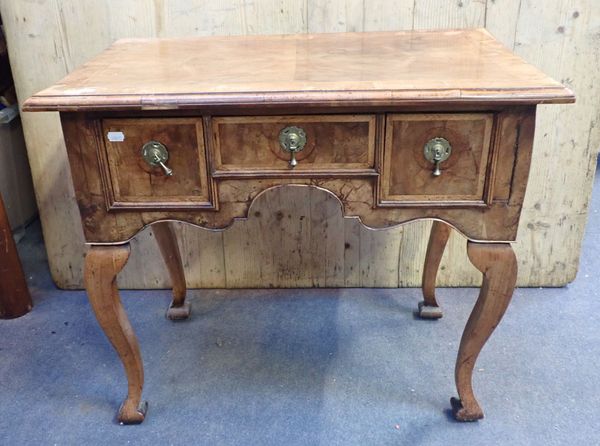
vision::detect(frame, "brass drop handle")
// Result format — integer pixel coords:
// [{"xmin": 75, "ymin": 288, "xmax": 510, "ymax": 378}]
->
[
  {"xmin": 142, "ymin": 141, "xmax": 173, "ymax": 176},
  {"xmin": 279, "ymin": 126, "xmax": 307, "ymax": 168},
  {"xmin": 424, "ymin": 137, "xmax": 452, "ymax": 177}
]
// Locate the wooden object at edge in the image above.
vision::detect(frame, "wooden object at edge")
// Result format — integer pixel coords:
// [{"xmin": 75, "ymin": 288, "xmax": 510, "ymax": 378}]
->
[{"xmin": 0, "ymin": 193, "xmax": 32, "ymax": 319}]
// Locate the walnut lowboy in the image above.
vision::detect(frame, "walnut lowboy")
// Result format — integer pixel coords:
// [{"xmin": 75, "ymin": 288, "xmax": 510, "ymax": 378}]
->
[{"xmin": 24, "ymin": 29, "xmax": 574, "ymax": 424}]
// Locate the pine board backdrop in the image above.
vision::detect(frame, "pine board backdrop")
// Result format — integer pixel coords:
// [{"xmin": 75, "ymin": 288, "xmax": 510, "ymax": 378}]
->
[{"xmin": 1, "ymin": 0, "xmax": 598, "ymax": 289}]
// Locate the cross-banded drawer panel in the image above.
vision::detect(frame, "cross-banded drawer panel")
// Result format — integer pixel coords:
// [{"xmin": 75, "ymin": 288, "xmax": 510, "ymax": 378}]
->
[
  {"xmin": 379, "ymin": 113, "xmax": 494, "ymax": 206},
  {"xmin": 211, "ymin": 115, "xmax": 377, "ymax": 177},
  {"xmin": 101, "ymin": 118, "xmax": 214, "ymax": 209}
]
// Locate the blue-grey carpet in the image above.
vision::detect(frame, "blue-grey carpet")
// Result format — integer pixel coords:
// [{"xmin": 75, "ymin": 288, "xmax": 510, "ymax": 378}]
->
[{"xmin": 2, "ymin": 173, "xmax": 600, "ymax": 445}]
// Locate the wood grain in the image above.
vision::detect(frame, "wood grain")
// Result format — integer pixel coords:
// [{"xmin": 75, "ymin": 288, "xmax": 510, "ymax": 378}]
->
[
  {"xmin": 58, "ymin": 107, "xmax": 536, "ymax": 244},
  {"xmin": 452, "ymin": 241, "xmax": 517, "ymax": 421},
  {"xmin": 2, "ymin": 1, "xmax": 596, "ymax": 289},
  {"xmin": 212, "ymin": 115, "xmax": 376, "ymax": 176},
  {"xmin": 0, "ymin": 119, "xmax": 37, "ymax": 230},
  {"xmin": 84, "ymin": 244, "xmax": 147, "ymax": 424},
  {"xmin": 101, "ymin": 118, "xmax": 213, "ymax": 209},
  {"xmin": 152, "ymin": 222, "xmax": 190, "ymax": 320},
  {"xmin": 22, "ymin": 29, "xmax": 573, "ymax": 112},
  {"xmin": 496, "ymin": 0, "xmax": 600, "ymax": 286},
  {"xmin": 0, "ymin": 193, "xmax": 32, "ymax": 319},
  {"xmin": 419, "ymin": 220, "xmax": 451, "ymax": 319},
  {"xmin": 381, "ymin": 113, "xmax": 493, "ymax": 204}
]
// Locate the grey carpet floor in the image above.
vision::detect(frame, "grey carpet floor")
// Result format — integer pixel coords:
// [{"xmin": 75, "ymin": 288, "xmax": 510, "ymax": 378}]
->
[{"xmin": 2, "ymin": 174, "xmax": 600, "ymax": 445}]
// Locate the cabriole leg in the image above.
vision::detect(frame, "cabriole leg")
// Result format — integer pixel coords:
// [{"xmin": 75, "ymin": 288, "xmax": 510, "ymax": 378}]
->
[
  {"xmin": 153, "ymin": 222, "xmax": 190, "ymax": 320},
  {"xmin": 418, "ymin": 220, "xmax": 451, "ymax": 319},
  {"xmin": 84, "ymin": 244, "xmax": 147, "ymax": 424},
  {"xmin": 451, "ymin": 241, "xmax": 517, "ymax": 421}
]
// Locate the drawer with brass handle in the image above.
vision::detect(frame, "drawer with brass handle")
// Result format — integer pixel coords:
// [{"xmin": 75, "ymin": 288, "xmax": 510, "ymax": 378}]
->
[
  {"xmin": 210, "ymin": 115, "xmax": 377, "ymax": 177},
  {"xmin": 100, "ymin": 118, "xmax": 214, "ymax": 209},
  {"xmin": 379, "ymin": 113, "xmax": 494, "ymax": 206}
]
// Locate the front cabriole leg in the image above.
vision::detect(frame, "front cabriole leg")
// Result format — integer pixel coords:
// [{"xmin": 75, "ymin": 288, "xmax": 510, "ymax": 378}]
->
[
  {"xmin": 84, "ymin": 244, "xmax": 147, "ymax": 424},
  {"xmin": 451, "ymin": 241, "xmax": 517, "ymax": 421}
]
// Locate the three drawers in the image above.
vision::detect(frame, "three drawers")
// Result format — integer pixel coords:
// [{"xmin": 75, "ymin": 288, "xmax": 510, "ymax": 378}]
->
[{"xmin": 99, "ymin": 113, "xmax": 495, "ymax": 209}]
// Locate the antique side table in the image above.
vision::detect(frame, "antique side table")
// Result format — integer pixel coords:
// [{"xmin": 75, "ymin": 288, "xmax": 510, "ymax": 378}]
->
[{"xmin": 24, "ymin": 29, "xmax": 574, "ymax": 424}]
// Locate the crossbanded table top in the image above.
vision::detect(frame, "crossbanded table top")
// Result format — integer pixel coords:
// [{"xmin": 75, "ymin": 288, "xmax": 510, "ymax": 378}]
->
[{"xmin": 24, "ymin": 28, "xmax": 574, "ymax": 111}]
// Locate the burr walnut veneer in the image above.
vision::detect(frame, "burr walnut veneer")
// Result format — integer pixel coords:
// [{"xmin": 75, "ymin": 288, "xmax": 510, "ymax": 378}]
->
[{"xmin": 25, "ymin": 29, "xmax": 574, "ymax": 424}]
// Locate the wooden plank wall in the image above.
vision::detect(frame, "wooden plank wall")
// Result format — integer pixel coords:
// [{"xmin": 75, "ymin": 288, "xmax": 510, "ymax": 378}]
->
[{"xmin": 1, "ymin": 0, "xmax": 598, "ymax": 289}]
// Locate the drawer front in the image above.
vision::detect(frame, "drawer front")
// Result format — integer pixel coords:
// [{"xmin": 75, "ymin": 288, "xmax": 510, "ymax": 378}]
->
[
  {"xmin": 101, "ymin": 118, "xmax": 213, "ymax": 209},
  {"xmin": 211, "ymin": 115, "xmax": 377, "ymax": 177},
  {"xmin": 380, "ymin": 113, "xmax": 493, "ymax": 205}
]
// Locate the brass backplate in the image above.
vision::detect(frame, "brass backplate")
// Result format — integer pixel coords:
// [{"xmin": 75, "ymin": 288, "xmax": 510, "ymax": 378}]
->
[
  {"xmin": 142, "ymin": 141, "xmax": 169, "ymax": 166},
  {"xmin": 423, "ymin": 137, "xmax": 452, "ymax": 163},
  {"xmin": 279, "ymin": 126, "xmax": 307, "ymax": 153}
]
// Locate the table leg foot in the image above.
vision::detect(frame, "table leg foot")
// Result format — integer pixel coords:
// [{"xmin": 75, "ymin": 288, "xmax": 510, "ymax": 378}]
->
[
  {"xmin": 166, "ymin": 300, "xmax": 191, "ymax": 320},
  {"xmin": 118, "ymin": 400, "xmax": 148, "ymax": 425},
  {"xmin": 450, "ymin": 397, "xmax": 483, "ymax": 422},
  {"xmin": 418, "ymin": 301, "xmax": 443, "ymax": 319}
]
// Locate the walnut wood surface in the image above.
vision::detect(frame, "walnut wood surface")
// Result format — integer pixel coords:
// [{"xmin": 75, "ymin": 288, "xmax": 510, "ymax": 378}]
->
[
  {"xmin": 212, "ymin": 115, "xmax": 376, "ymax": 176},
  {"xmin": 60, "ymin": 106, "xmax": 536, "ymax": 244},
  {"xmin": 452, "ymin": 242, "xmax": 517, "ymax": 421},
  {"xmin": 101, "ymin": 118, "xmax": 213, "ymax": 209},
  {"xmin": 23, "ymin": 29, "xmax": 573, "ymax": 112},
  {"xmin": 0, "ymin": 193, "xmax": 32, "ymax": 319},
  {"xmin": 84, "ymin": 245, "xmax": 147, "ymax": 424},
  {"xmin": 381, "ymin": 113, "xmax": 493, "ymax": 204},
  {"xmin": 419, "ymin": 221, "xmax": 452, "ymax": 319},
  {"xmin": 153, "ymin": 222, "xmax": 190, "ymax": 320}
]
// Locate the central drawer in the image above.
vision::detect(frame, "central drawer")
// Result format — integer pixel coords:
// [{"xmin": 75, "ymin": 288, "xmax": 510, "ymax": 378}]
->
[{"xmin": 210, "ymin": 115, "xmax": 377, "ymax": 177}]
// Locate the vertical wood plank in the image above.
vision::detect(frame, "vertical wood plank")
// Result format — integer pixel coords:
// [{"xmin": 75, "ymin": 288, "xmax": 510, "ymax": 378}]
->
[
  {"xmin": 308, "ymin": 187, "xmax": 345, "ymax": 286},
  {"xmin": 397, "ymin": 221, "xmax": 429, "ymax": 287},
  {"xmin": 363, "ymin": 0, "xmax": 414, "ymax": 31},
  {"xmin": 485, "ymin": 0, "xmax": 522, "ymax": 48},
  {"xmin": 51, "ymin": 0, "xmax": 112, "ymax": 69},
  {"xmin": 241, "ymin": 0, "xmax": 308, "ymax": 34},
  {"xmin": 359, "ymin": 227, "xmax": 404, "ymax": 287},
  {"xmin": 179, "ymin": 223, "xmax": 227, "ymax": 288},
  {"xmin": 121, "ymin": 229, "xmax": 166, "ymax": 289},
  {"xmin": 343, "ymin": 219, "xmax": 361, "ymax": 286},
  {"xmin": 0, "ymin": 120, "xmax": 37, "ymax": 230},
  {"xmin": 222, "ymin": 214, "xmax": 265, "ymax": 288},
  {"xmin": 107, "ymin": 1, "xmax": 158, "ymax": 40},
  {"xmin": 307, "ymin": 0, "xmax": 364, "ymax": 33},
  {"xmin": 1, "ymin": 0, "xmax": 86, "ymax": 287},
  {"xmin": 492, "ymin": 0, "xmax": 600, "ymax": 285},
  {"xmin": 413, "ymin": 0, "xmax": 487, "ymax": 29}
]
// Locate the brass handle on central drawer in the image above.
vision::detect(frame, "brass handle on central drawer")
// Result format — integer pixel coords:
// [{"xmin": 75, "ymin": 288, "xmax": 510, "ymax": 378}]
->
[
  {"xmin": 142, "ymin": 141, "xmax": 173, "ymax": 176},
  {"xmin": 279, "ymin": 126, "xmax": 307, "ymax": 168},
  {"xmin": 424, "ymin": 137, "xmax": 452, "ymax": 177}
]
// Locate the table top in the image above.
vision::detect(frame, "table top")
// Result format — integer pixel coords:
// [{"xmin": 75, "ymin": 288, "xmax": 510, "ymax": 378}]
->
[{"xmin": 24, "ymin": 28, "xmax": 574, "ymax": 112}]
